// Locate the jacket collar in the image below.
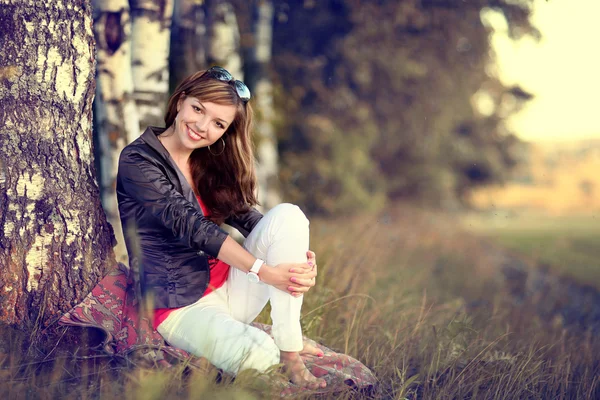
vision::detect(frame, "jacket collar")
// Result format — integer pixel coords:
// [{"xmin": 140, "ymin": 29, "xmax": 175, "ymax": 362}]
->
[
  {"xmin": 140, "ymin": 126, "xmax": 204, "ymax": 216},
  {"xmin": 141, "ymin": 126, "xmax": 170, "ymax": 160}
]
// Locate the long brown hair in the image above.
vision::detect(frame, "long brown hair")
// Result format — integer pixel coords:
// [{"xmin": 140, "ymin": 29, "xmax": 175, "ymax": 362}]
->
[{"xmin": 164, "ymin": 70, "xmax": 259, "ymax": 224}]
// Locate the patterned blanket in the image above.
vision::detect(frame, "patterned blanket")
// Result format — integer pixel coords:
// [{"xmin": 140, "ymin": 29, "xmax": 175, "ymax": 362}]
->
[{"xmin": 59, "ymin": 264, "xmax": 377, "ymax": 397}]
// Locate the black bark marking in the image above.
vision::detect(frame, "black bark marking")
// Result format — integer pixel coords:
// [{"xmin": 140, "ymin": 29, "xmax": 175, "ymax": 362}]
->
[{"xmin": 105, "ymin": 11, "xmax": 125, "ymax": 55}]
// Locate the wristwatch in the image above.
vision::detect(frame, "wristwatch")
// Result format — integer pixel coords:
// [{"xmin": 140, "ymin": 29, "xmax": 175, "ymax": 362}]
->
[{"xmin": 248, "ymin": 258, "xmax": 264, "ymax": 283}]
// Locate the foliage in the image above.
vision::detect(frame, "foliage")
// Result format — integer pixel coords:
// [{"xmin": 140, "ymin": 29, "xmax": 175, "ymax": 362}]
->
[
  {"xmin": 271, "ymin": 0, "xmax": 537, "ymax": 214},
  {"xmin": 271, "ymin": 0, "xmax": 387, "ymax": 215}
]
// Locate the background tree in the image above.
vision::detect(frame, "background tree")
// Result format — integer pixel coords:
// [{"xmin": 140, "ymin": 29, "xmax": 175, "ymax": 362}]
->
[
  {"xmin": 89, "ymin": 0, "xmax": 536, "ymax": 219},
  {"xmin": 206, "ymin": 0, "xmax": 243, "ymax": 78},
  {"xmin": 169, "ymin": 0, "xmax": 208, "ymax": 91},
  {"xmin": 271, "ymin": 0, "xmax": 386, "ymax": 215},
  {"xmin": 92, "ymin": 0, "xmax": 174, "ymax": 262},
  {"xmin": 93, "ymin": 0, "xmax": 140, "ymax": 262},
  {"xmin": 130, "ymin": 0, "xmax": 174, "ymax": 132},
  {"xmin": 271, "ymin": 0, "xmax": 536, "ymax": 214},
  {"xmin": 0, "ymin": 0, "xmax": 115, "ymax": 331},
  {"xmin": 236, "ymin": 0, "xmax": 281, "ymax": 209}
]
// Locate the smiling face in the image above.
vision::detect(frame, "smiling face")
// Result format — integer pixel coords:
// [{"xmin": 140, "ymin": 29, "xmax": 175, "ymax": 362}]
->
[
  {"xmin": 162, "ymin": 69, "xmax": 257, "ymax": 218},
  {"xmin": 173, "ymin": 96, "xmax": 237, "ymax": 152}
]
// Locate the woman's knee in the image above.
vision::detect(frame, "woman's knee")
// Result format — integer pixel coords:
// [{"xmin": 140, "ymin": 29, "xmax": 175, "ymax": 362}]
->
[{"xmin": 268, "ymin": 203, "xmax": 309, "ymax": 227}]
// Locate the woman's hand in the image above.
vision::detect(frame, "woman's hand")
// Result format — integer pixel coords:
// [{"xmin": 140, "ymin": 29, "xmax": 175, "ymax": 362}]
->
[
  {"xmin": 259, "ymin": 250, "xmax": 318, "ymax": 296},
  {"xmin": 289, "ymin": 250, "xmax": 318, "ymax": 289}
]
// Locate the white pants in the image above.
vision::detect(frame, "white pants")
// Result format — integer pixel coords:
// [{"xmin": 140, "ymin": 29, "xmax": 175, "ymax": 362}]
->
[{"xmin": 157, "ymin": 203, "xmax": 308, "ymax": 374}]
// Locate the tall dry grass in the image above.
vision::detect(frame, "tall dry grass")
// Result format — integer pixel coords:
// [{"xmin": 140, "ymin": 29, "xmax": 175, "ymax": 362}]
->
[{"xmin": 1, "ymin": 204, "xmax": 599, "ymax": 399}]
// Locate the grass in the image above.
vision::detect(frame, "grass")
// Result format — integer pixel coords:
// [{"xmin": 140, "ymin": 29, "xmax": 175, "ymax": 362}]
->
[
  {"xmin": 1, "ymin": 205, "xmax": 599, "ymax": 399},
  {"xmin": 461, "ymin": 211, "xmax": 600, "ymax": 289}
]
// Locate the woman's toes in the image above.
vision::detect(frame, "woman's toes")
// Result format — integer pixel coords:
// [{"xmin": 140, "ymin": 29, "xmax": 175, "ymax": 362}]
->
[
  {"xmin": 281, "ymin": 351, "xmax": 327, "ymax": 389},
  {"xmin": 300, "ymin": 343, "xmax": 324, "ymax": 357}
]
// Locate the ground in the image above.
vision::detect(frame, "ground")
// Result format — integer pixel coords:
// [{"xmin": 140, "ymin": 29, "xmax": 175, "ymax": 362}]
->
[{"xmin": 1, "ymin": 204, "xmax": 599, "ymax": 399}]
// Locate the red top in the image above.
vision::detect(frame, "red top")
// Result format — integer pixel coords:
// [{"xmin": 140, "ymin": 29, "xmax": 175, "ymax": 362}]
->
[{"xmin": 152, "ymin": 195, "xmax": 230, "ymax": 330}]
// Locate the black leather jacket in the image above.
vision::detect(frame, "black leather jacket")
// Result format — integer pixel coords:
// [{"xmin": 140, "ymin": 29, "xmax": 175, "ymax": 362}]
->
[{"xmin": 116, "ymin": 127, "xmax": 263, "ymax": 308}]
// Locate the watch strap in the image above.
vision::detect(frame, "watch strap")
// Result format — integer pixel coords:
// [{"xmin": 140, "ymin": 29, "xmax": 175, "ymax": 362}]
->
[{"xmin": 250, "ymin": 258, "xmax": 264, "ymax": 275}]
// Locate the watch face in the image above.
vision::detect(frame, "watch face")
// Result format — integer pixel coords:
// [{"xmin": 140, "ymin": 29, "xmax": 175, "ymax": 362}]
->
[{"xmin": 248, "ymin": 272, "xmax": 260, "ymax": 283}]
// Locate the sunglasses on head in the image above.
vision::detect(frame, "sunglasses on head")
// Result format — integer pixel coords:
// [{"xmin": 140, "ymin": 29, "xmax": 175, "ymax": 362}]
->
[{"xmin": 206, "ymin": 66, "xmax": 251, "ymax": 102}]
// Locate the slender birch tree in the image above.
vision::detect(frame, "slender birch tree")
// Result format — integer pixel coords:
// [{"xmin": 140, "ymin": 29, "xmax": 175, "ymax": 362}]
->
[
  {"xmin": 130, "ymin": 0, "xmax": 174, "ymax": 132},
  {"xmin": 0, "ymin": 0, "xmax": 115, "ymax": 331},
  {"xmin": 247, "ymin": 0, "xmax": 280, "ymax": 209},
  {"xmin": 206, "ymin": 0, "xmax": 243, "ymax": 79},
  {"xmin": 93, "ymin": 0, "xmax": 140, "ymax": 263},
  {"xmin": 170, "ymin": 0, "xmax": 208, "ymax": 90}
]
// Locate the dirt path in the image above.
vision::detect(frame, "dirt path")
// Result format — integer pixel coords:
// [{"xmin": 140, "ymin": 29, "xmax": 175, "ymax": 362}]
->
[{"xmin": 486, "ymin": 243, "xmax": 600, "ymax": 335}]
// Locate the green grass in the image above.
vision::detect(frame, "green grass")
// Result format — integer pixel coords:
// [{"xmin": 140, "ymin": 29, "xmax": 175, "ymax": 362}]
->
[
  {"xmin": 462, "ymin": 212, "xmax": 600, "ymax": 288},
  {"xmin": 1, "ymin": 206, "xmax": 599, "ymax": 399}
]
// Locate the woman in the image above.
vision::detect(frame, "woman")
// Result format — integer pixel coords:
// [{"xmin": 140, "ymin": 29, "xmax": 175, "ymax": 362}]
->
[{"xmin": 116, "ymin": 67, "xmax": 326, "ymax": 389}]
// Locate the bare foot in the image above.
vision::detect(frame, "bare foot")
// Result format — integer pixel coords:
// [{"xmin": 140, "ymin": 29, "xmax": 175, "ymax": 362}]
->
[
  {"xmin": 299, "ymin": 342, "xmax": 324, "ymax": 358},
  {"xmin": 280, "ymin": 351, "xmax": 327, "ymax": 390}
]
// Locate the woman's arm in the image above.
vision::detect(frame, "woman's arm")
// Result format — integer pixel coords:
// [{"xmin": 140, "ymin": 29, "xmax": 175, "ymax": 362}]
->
[
  {"xmin": 225, "ymin": 207, "xmax": 263, "ymax": 237},
  {"xmin": 217, "ymin": 236, "xmax": 317, "ymax": 295}
]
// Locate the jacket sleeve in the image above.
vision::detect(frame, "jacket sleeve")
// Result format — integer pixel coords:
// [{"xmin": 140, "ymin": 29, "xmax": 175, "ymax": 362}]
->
[
  {"xmin": 225, "ymin": 207, "xmax": 264, "ymax": 237},
  {"xmin": 118, "ymin": 149, "xmax": 229, "ymax": 257}
]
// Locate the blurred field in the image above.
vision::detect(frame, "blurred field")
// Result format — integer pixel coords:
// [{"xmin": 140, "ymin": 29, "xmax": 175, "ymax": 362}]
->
[
  {"xmin": 2, "ymin": 204, "xmax": 599, "ymax": 399},
  {"xmin": 461, "ymin": 211, "xmax": 600, "ymax": 289},
  {"xmin": 469, "ymin": 138, "xmax": 600, "ymax": 215},
  {"xmin": 465, "ymin": 138, "xmax": 600, "ymax": 289}
]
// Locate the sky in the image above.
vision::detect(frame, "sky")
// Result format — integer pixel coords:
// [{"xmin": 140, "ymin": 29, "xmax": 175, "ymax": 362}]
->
[{"xmin": 489, "ymin": 0, "xmax": 600, "ymax": 142}]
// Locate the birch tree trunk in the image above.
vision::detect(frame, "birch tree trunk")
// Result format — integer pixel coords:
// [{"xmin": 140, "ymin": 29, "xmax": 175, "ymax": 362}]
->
[
  {"xmin": 206, "ymin": 0, "xmax": 243, "ymax": 79},
  {"xmin": 0, "ymin": 0, "xmax": 115, "ymax": 331},
  {"xmin": 130, "ymin": 0, "xmax": 174, "ymax": 132},
  {"xmin": 247, "ymin": 0, "xmax": 280, "ymax": 209},
  {"xmin": 93, "ymin": 0, "xmax": 140, "ymax": 263},
  {"xmin": 170, "ymin": 0, "xmax": 208, "ymax": 90}
]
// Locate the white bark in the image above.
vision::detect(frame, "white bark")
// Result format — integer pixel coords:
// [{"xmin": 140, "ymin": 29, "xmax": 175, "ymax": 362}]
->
[
  {"xmin": 130, "ymin": 0, "xmax": 174, "ymax": 131},
  {"xmin": 0, "ymin": 0, "xmax": 115, "ymax": 329},
  {"xmin": 206, "ymin": 0, "xmax": 243, "ymax": 79},
  {"xmin": 250, "ymin": 1, "xmax": 280, "ymax": 209},
  {"xmin": 93, "ymin": 0, "xmax": 140, "ymax": 263}
]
